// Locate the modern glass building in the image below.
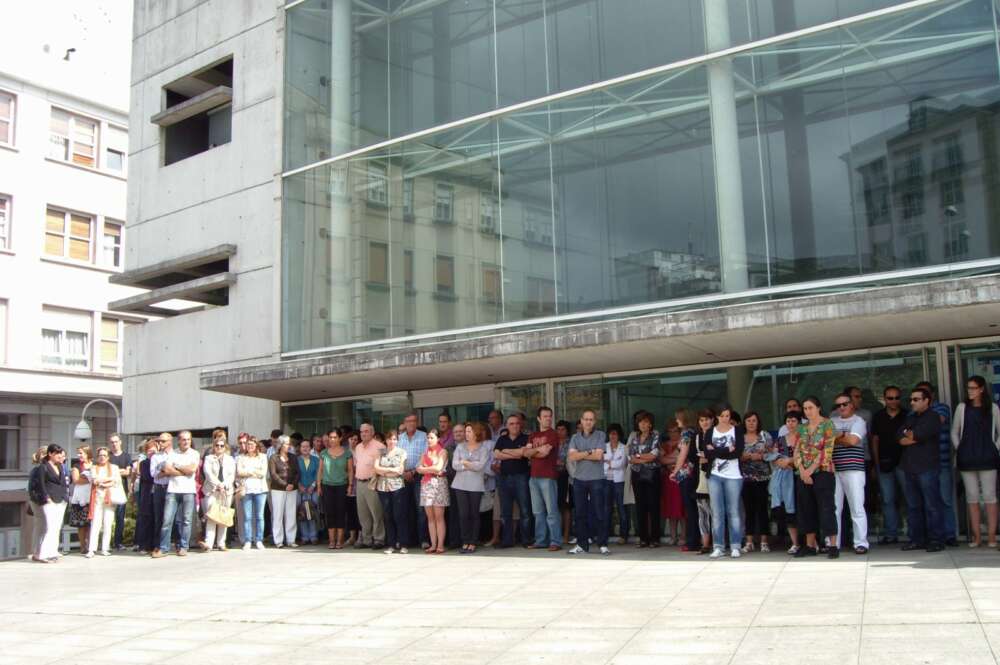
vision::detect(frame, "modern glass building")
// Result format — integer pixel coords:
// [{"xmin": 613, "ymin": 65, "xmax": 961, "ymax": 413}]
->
[{"xmin": 193, "ymin": 0, "xmax": 1000, "ymax": 437}]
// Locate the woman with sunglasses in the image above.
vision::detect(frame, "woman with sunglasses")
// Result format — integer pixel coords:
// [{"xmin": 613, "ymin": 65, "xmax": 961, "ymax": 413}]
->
[
  {"xmin": 202, "ymin": 434, "xmax": 236, "ymax": 551},
  {"xmin": 952, "ymin": 375, "xmax": 1000, "ymax": 548}
]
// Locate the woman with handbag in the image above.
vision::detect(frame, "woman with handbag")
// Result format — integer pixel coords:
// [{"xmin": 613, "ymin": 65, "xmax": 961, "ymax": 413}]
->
[
  {"xmin": 70, "ymin": 446, "xmax": 94, "ymax": 554},
  {"xmin": 627, "ymin": 412, "xmax": 661, "ymax": 548},
  {"xmin": 202, "ymin": 436, "xmax": 236, "ymax": 551},
  {"xmin": 84, "ymin": 447, "xmax": 125, "ymax": 558}
]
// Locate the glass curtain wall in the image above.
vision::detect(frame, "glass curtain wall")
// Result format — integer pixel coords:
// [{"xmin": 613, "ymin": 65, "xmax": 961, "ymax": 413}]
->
[{"xmin": 283, "ymin": 0, "xmax": 1000, "ymax": 353}]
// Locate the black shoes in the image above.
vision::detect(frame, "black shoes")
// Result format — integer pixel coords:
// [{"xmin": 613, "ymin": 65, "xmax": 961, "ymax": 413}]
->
[
  {"xmin": 926, "ymin": 542, "xmax": 945, "ymax": 553},
  {"xmin": 827, "ymin": 546, "xmax": 840, "ymax": 559},
  {"xmin": 879, "ymin": 536, "xmax": 898, "ymax": 545},
  {"xmin": 945, "ymin": 538, "xmax": 959, "ymax": 548},
  {"xmin": 901, "ymin": 542, "xmax": 925, "ymax": 551},
  {"xmin": 794, "ymin": 546, "xmax": 818, "ymax": 558}
]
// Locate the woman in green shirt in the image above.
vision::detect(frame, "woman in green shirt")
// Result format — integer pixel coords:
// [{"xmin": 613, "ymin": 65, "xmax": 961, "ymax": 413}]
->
[{"xmin": 318, "ymin": 429, "xmax": 353, "ymax": 549}]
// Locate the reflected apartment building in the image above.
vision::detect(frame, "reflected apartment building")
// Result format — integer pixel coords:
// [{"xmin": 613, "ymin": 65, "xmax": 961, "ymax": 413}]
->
[{"xmin": 123, "ymin": 0, "xmax": 1000, "ymax": 492}]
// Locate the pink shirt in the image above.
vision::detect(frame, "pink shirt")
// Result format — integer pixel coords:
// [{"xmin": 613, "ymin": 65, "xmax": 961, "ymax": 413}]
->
[{"xmin": 353, "ymin": 440, "xmax": 386, "ymax": 480}]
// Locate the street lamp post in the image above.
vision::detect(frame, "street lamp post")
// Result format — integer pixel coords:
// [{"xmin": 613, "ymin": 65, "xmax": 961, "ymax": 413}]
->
[{"xmin": 74, "ymin": 398, "xmax": 122, "ymax": 441}]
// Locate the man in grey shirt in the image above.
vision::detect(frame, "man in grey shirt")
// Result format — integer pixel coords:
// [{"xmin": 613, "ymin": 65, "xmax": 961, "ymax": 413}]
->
[{"xmin": 567, "ymin": 409, "xmax": 610, "ymax": 555}]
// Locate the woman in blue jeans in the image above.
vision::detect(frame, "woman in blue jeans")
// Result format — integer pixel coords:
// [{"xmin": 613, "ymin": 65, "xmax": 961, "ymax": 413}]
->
[
  {"xmin": 706, "ymin": 406, "xmax": 745, "ymax": 559},
  {"xmin": 236, "ymin": 438, "xmax": 268, "ymax": 549}
]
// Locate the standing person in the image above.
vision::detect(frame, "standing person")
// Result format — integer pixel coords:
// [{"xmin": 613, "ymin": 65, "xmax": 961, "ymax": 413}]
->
[
  {"xmin": 398, "ymin": 412, "xmax": 429, "ymax": 549},
  {"xmin": 706, "ymin": 406, "xmax": 745, "ymax": 559},
  {"xmin": 353, "ymin": 423, "xmax": 386, "ymax": 549},
  {"xmin": 493, "ymin": 414, "xmax": 532, "ymax": 548},
  {"xmin": 671, "ymin": 409, "xmax": 701, "ymax": 553},
  {"xmin": 344, "ymin": 429, "xmax": 362, "ymax": 546},
  {"xmin": 268, "ymin": 435, "xmax": 300, "ymax": 548},
  {"xmin": 374, "ymin": 431, "xmax": 409, "ymax": 554},
  {"xmin": 740, "ymin": 412, "xmax": 772, "ymax": 553},
  {"xmin": 604, "ymin": 424, "xmax": 629, "ymax": 545},
  {"xmin": 444, "ymin": 423, "xmax": 464, "ymax": 549},
  {"xmin": 297, "ymin": 438, "xmax": 319, "ymax": 545},
  {"xmin": 237, "ymin": 438, "xmax": 268, "ymax": 550},
  {"xmin": 795, "ymin": 397, "xmax": 839, "ymax": 558},
  {"xmin": 438, "ymin": 413, "xmax": 454, "ymax": 448},
  {"xmin": 202, "ymin": 435, "xmax": 235, "ymax": 551},
  {"xmin": 691, "ymin": 410, "xmax": 716, "ymax": 554},
  {"xmin": 777, "ymin": 399, "xmax": 802, "ymax": 437},
  {"xmin": 36, "ymin": 445, "xmax": 69, "ymax": 563},
  {"xmin": 318, "ymin": 429, "xmax": 352, "ymax": 549},
  {"xmin": 133, "ymin": 439, "xmax": 158, "ymax": 554},
  {"xmin": 524, "ymin": 406, "xmax": 562, "ymax": 551},
  {"xmin": 831, "ymin": 392, "xmax": 870, "ymax": 555},
  {"xmin": 555, "ymin": 419, "xmax": 574, "ymax": 545},
  {"xmin": 917, "ymin": 381, "xmax": 958, "ymax": 546},
  {"xmin": 453, "ymin": 422, "xmax": 491, "ymax": 553},
  {"xmin": 27, "ymin": 447, "xmax": 52, "ymax": 562},
  {"xmin": 149, "ymin": 433, "xmax": 173, "ymax": 556},
  {"xmin": 107, "ymin": 434, "xmax": 131, "ymax": 552},
  {"xmin": 767, "ymin": 411, "xmax": 801, "ymax": 554},
  {"xmin": 627, "ymin": 412, "xmax": 661, "ymax": 548},
  {"xmin": 84, "ymin": 447, "xmax": 123, "ymax": 558},
  {"xmin": 69, "ymin": 446, "xmax": 93, "ymax": 554},
  {"xmin": 900, "ymin": 387, "xmax": 947, "ymax": 552},
  {"xmin": 483, "ymin": 409, "xmax": 506, "ymax": 548},
  {"xmin": 568, "ymin": 409, "xmax": 610, "ymax": 555},
  {"xmin": 952, "ymin": 375, "xmax": 1000, "ymax": 548},
  {"xmin": 417, "ymin": 429, "xmax": 450, "ymax": 554},
  {"xmin": 154, "ymin": 431, "xmax": 200, "ymax": 558},
  {"xmin": 871, "ymin": 386, "xmax": 907, "ymax": 544},
  {"xmin": 659, "ymin": 426, "xmax": 685, "ymax": 545}
]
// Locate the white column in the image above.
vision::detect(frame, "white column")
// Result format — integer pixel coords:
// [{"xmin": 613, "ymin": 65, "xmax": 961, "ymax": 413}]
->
[{"xmin": 704, "ymin": 0, "xmax": 749, "ymax": 293}]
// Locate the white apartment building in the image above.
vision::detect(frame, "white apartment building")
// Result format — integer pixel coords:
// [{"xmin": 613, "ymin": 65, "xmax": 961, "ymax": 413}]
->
[{"xmin": 0, "ymin": 3, "xmax": 138, "ymax": 558}]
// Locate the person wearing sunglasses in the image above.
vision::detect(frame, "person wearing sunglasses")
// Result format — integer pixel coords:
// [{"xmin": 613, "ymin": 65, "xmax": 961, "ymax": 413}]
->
[
  {"xmin": 202, "ymin": 435, "xmax": 236, "ymax": 551},
  {"xmin": 898, "ymin": 387, "xmax": 946, "ymax": 552},
  {"xmin": 871, "ymin": 386, "xmax": 907, "ymax": 544},
  {"xmin": 951, "ymin": 375, "xmax": 1000, "ymax": 548},
  {"xmin": 831, "ymin": 392, "xmax": 869, "ymax": 555}
]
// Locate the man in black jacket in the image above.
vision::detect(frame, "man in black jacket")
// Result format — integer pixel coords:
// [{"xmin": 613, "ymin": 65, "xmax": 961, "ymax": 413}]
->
[{"xmin": 898, "ymin": 387, "xmax": 946, "ymax": 553}]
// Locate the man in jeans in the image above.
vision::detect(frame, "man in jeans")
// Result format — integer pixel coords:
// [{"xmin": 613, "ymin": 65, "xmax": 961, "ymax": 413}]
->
[
  {"xmin": 831, "ymin": 393, "xmax": 870, "ymax": 554},
  {"xmin": 899, "ymin": 387, "xmax": 946, "ymax": 552},
  {"xmin": 493, "ymin": 414, "xmax": 532, "ymax": 548},
  {"xmin": 153, "ymin": 430, "xmax": 200, "ymax": 558},
  {"xmin": 568, "ymin": 409, "xmax": 609, "ymax": 555},
  {"xmin": 149, "ymin": 432, "xmax": 172, "ymax": 557},
  {"xmin": 524, "ymin": 406, "xmax": 562, "ymax": 551},
  {"xmin": 398, "ymin": 412, "xmax": 429, "ymax": 548},
  {"xmin": 107, "ymin": 433, "xmax": 131, "ymax": 551},
  {"xmin": 916, "ymin": 381, "xmax": 958, "ymax": 546},
  {"xmin": 871, "ymin": 386, "xmax": 906, "ymax": 544}
]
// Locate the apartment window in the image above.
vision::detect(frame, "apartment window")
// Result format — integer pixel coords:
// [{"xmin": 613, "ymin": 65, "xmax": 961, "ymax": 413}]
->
[
  {"xmin": 367, "ymin": 163, "xmax": 388, "ymax": 205},
  {"xmin": 435, "ymin": 255, "xmax": 455, "ymax": 294},
  {"xmin": 402, "ymin": 178, "xmax": 414, "ymax": 218},
  {"xmin": 100, "ymin": 316, "xmax": 122, "ymax": 371},
  {"xmin": 105, "ymin": 125, "xmax": 127, "ymax": 173},
  {"xmin": 0, "ymin": 299, "xmax": 6, "ymax": 365},
  {"xmin": 0, "ymin": 195, "xmax": 9, "ymax": 250},
  {"xmin": 482, "ymin": 265, "xmax": 501, "ymax": 303},
  {"xmin": 525, "ymin": 277, "xmax": 556, "ymax": 317},
  {"xmin": 45, "ymin": 207, "xmax": 96, "ymax": 262},
  {"xmin": 0, "ymin": 415, "xmax": 19, "ymax": 471},
  {"xmin": 905, "ymin": 233, "xmax": 928, "ymax": 266},
  {"xmin": 860, "ymin": 158, "xmax": 889, "ymax": 227},
  {"xmin": 940, "ymin": 178, "xmax": 964, "ymax": 209},
  {"xmin": 49, "ymin": 108, "xmax": 98, "ymax": 168},
  {"xmin": 368, "ymin": 242, "xmax": 388, "ymax": 285},
  {"xmin": 102, "ymin": 220, "xmax": 123, "ymax": 268},
  {"xmin": 480, "ymin": 197, "xmax": 496, "ymax": 234},
  {"xmin": 331, "ymin": 164, "xmax": 348, "ymax": 198},
  {"xmin": 525, "ymin": 208, "xmax": 552, "ymax": 244},
  {"xmin": 944, "ymin": 222, "xmax": 970, "ymax": 260},
  {"xmin": 159, "ymin": 58, "xmax": 234, "ymax": 166},
  {"xmin": 0, "ymin": 91, "xmax": 14, "ymax": 146},
  {"xmin": 434, "ymin": 183, "xmax": 454, "ymax": 223},
  {"xmin": 41, "ymin": 307, "xmax": 91, "ymax": 369},
  {"xmin": 403, "ymin": 249, "xmax": 414, "ymax": 292}
]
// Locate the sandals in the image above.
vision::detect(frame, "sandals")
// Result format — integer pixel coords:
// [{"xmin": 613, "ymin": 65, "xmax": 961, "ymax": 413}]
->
[
  {"xmin": 760, "ymin": 543, "xmax": 771, "ymax": 553},
  {"xmin": 741, "ymin": 541, "xmax": 755, "ymax": 554}
]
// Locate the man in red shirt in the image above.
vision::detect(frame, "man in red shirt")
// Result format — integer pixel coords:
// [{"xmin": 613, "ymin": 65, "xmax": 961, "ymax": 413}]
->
[{"xmin": 524, "ymin": 406, "xmax": 562, "ymax": 551}]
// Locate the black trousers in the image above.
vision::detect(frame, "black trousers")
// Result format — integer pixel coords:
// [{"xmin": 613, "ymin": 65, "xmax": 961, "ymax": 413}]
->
[
  {"xmin": 633, "ymin": 472, "xmax": 662, "ymax": 545},
  {"xmin": 445, "ymin": 486, "xmax": 462, "ymax": 547},
  {"xmin": 378, "ymin": 487, "xmax": 408, "ymax": 549},
  {"xmin": 743, "ymin": 480, "xmax": 770, "ymax": 540},
  {"xmin": 455, "ymin": 489, "xmax": 482, "ymax": 545},
  {"xmin": 681, "ymin": 475, "xmax": 701, "ymax": 548},
  {"xmin": 796, "ymin": 471, "xmax": 838, "ymax": 541},
  {"xmin": 151, "ymin": 484, "xmax": 167, "ymax": 550}
]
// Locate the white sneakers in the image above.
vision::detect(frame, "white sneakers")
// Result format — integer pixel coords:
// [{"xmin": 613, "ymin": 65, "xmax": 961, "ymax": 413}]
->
[
  {"xmin": 384, "ymin": 547, "xmax": 394, "ymax": 554},
  {"xmin": 242, "ymin": 542, "xmax": 251, "ymax": 550},
  {"xmin": 709, "ymin": 548, "xmax": 724, "ymax": 559},
  {"xmin": 254, "ymin": 541, "xmax": 264, "ymax": 550},
  {"xmin": 568, "ymin": 544, "xmax": 586, "ymax": 555},
  {"xmin": 599, "ymin": 546, "xmax": 611, "ymax": 556},
  {"xmin": 730, "ymin": 548, "xmax": 741, "ymax": 558}
]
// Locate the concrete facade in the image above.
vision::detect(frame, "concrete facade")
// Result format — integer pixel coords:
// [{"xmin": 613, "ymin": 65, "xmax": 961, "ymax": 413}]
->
[{"xmin": 122, "ymin": 0, "xmax": 282, "ymax": 437}]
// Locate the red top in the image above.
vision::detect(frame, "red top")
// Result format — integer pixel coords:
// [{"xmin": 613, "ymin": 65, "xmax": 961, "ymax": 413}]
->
[{"xmin": 527, "ymin": 429, "xmax": 560, "ymax": 479}]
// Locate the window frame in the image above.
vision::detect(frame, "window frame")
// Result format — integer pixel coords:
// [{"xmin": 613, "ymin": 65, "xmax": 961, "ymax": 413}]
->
[
  {"xmin": 0, "ymin": 194, "xmax": 10, "ymax": 251},
  {"xmin": 434, "ymin": 182, "xmax": 454, "ymax": 223},
  {"xmin": 44, "ymin": 206, "xmax": 123, "ymax": 269},
  {"xmin": 49, "ymin": 107, "xmax": 100, "ymax": 169},
  {"xmin": 366, "ymin": 162, "xmax": 388, "ymax": 206},
  {"xmin": 0, "ymin": 415, "xmax": 20, "ymax": 472},
  {"xmin": 101, "ymin": 219, "xmax": 124, "ymax": 269},
  {"xmin": 367, "ymin": 241, "xmax": 389, "ymax": 286},
  {"xmin": 99, "ymin": 316, "xmax": 123, "ymax": 372},
  {"xmin": 41, "ymin": 327, "xmax": 90, "ymax": 369},
  {"xmin": 0, "ymin": 90, "xmax": 15, "ymax": 147},
  {"xmin": 434, "ymin": 254, "xmax": 455, "ymax": 295},
  {"xmin": 0, "ymin": 299, "xmax": 7, "ymax": 365}
]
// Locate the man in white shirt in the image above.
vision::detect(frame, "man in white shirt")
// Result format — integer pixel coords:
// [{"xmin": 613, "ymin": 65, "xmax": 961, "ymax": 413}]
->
[
  {"xmin": 152, "ymin": 430, "xmax": 201, "ymax": 558},
  {"xmin": 831, "ymin": 394, "xmax": 870, "ymax": 554}
]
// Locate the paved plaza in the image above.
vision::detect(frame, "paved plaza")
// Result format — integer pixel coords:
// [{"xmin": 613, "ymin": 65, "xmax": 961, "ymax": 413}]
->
[{"xmin": 2, "ymin": 546, "xmax": 999, "ymax": 665}]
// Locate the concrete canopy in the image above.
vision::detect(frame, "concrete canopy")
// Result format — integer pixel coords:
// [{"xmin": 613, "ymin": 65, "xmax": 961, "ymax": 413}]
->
[{"xmin": 199, "ymin": 274, "xmax": 1000, "ymax": 402}]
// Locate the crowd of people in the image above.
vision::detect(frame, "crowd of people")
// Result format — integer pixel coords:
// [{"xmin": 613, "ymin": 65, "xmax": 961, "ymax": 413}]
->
[{"xmin": 24, "ymin": 378, "xmax": 1000, "ymax": 563}]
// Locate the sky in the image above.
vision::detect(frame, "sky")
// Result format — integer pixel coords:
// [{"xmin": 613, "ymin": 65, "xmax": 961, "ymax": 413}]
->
[{"xmin": 0, "ymin": 0, "xmax": 133, "ymax": 111}]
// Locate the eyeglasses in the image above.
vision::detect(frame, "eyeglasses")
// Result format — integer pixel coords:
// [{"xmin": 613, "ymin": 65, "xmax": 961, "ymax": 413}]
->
[
  {"xmin": 834, "ymin": 402, "xmax": 850, "ymax": 408},
  {"xmin": 885, "ymin": 395, "xmax": 901, "ymax": 400},
  {"xmin": 213, "ymin": 443, "xmax": 226, "ymax": 448}
]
